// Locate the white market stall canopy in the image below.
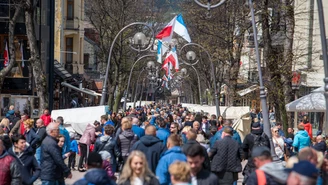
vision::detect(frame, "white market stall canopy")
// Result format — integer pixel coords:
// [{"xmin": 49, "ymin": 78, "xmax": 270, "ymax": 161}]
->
[
  {"xmin": 51, "ymin": 105, "xmax": 109, "ymax": 135},
  {"xmin": 285, "ymin": 86, "xmax": 325, "ymax": 112},
  {"xmin": 181, "ymin": 103, "xmax": 250, "ymax": 120}
]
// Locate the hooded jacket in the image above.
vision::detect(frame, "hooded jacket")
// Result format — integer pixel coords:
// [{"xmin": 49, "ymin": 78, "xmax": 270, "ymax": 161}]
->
[
  {"xmin": 246, "ymin": 162, "xmax": 288, "ymax": 185},
  {"xmin": 118, "ymin": 129, "xmax": 138, "ymax": 157},
  {"xmin": 8, "ymin": 146, "xmax": 40, "ymax": 185},
  {"xmin": 156, "ymin": 127, "xmax": 170, "ymax": 146},
  {"xmin": 131, "ymin": 135, "xmax": 166, "ymax": 173},
  {"xmin": 0, "ymin": 151, "xmax": 21, "ymax": 185},
  {"xmin": 73, "ymin": 168, "xmax": 116, "ymax": 185},
  {"xmin": 79, "ymin": 123, "xmax": 96, "ymax": 146},
  {"xmin": 292, "ymin": 130, "xmax": 311, "ymax": 152},
  {"xmin": 156, "ymin": 146, "xmax": 186, "ymax": 185},
  {"xmin": 95, "ymin": 135, "xmax": 120, "ymax": 172}
]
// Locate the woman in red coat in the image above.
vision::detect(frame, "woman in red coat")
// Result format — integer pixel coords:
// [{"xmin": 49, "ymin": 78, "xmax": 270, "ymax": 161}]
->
[{"xmin": 302, "ymin": 116, "xmax": 313, "ymax": 139}]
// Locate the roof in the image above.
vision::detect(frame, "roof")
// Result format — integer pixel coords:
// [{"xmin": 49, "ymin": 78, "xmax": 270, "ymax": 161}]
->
[{"xmin": 54, "ymin": 60, "xmax": 72, "ymax": 80}]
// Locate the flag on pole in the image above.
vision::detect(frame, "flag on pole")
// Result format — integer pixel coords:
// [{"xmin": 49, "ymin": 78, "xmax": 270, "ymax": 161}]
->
[
  {"xmin": 163, "ymin": 47, "xmax": 179, "ymax": 72},
  {"xmin": 174, "ymin": 14, "xmax": 191, "ymax": 43},
  {"xmin": 156, "ymin": 16, "xmax": 177, "ymax": 42},
  {"xmin": 156, "ymin": 40, "xmax": 168, "ymax": 64},
  {"xmin": 20, "ymin": 42, "xmax": 24, "ymax": 68},
  {"xmin": 3, "ymin": 41, "xmax": 9, "ymax": 67}
]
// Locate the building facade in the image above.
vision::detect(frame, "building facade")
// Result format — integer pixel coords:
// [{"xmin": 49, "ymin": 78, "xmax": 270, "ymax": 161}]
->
[{"xmin": 54, "ymin": 0, "xmax": 84, "ymax": 75}]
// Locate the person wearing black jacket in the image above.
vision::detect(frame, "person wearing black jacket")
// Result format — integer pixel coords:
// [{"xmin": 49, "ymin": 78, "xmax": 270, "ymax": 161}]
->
[
  {"xmin": 209, "ymin": 127, "xmax": 243, "ymax": 185},
  {"xmin": 313, "ymin": 135, "xmax": 327, "ymax": 154},
  {"xmin": 8, "ymin": 134, "xmax": 40, "ymax": 185},
  {"xmin": 182, "ymin": 129, "xmax": 211, "ymax": 171},
  {"xmin": 130, "ymin": 125, "xmax": 166, "ymax": 173},
  {"xmin": 242, "ymin": 122, "xmax": 270, "ymax": 184},
  {"xmin": 34, "ymin": 119, "xmax": 47, "ymax": 165},
  {"xmin": 40, "ymin": 122, "xmax": 72, "ymax": 183},
  {"xmin": 95, "ymin": 125, "xmax": 120, "ymax": 173},
  {"xmin": 185, "ymin": 144, "xmax": 218, "ymax": 185}
]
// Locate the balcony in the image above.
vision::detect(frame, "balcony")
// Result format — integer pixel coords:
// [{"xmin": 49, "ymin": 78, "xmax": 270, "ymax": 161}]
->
[{"xmin": 64, "ymin": 18, "xmax": 79, "ymax": 30}]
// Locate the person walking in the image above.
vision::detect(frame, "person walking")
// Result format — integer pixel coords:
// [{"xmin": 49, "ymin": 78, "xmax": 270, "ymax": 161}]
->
[
  {"xmin": 23, "ymin": 119, "xmax": 40, "ymax": 151},
  {"xmin": 40, "ymin": 122, "xmax": 72, "ymax": 184},
  {"xmin": 35, "ymin": 119, "xmax": 47, "ymax": 164},
  {"xmin": 131, "ymin": 125, "xmax": 166, "ymax": 173},
  {"xmin": 292, "ymin": 123, "xmax": 311, "ymax": 154},
  {"xmin": 210, "ymin": 120, "xmax": 242, "ymax": 148},
  {"xmin": 182, "ymin": 129, "xmax": 211, "ymax": 171},
  {"xmin": 156, "ymin": 117, "xmax": 170, "ymax": 146},
  {"xmin": 95, "ymin": 125, "xmax": 120, "ymax": 173},
  {"xmin": 78, "ymin": 122, "xmax": 96, "ymax": 172},
  {"xmin": 272, "ymin": 126, "xmax": 286, "ymax": 161},
  {"xmin": 169, "ymin": 161, "xmax": 192, "ymax": 185},
  {"xmin": 185, "ymin": 144, "xmax": 218, "ymax": 185},
  {"xmin": 8, "ymin": 134, "xmax": 40, "ymax": 185},
  {"xmin": 56, "ymin": 116, "xmax": 71, "ymax": 154},
  {"xmin": 209, "ymin": 127, "xmax": 242, "ymax": 185},
  {"xmin": 68, "ymin": 132, "xmax": 79, "ymax": 170},
  {"xmin": 73, "ymin": 152, "xmax": 116, "ymax": 185},
  {"xmin": 242, "ymin": 122, "xmax": 270, "ymax": 184},
  {"xmin": 156, "ymin": 134, "xmax": 187, "ymax": 185},
  {"xmin": 131, "ymin": 117, "xmax": 145, "ymax": 139},
  {"xmin": 0, "ymin": 139, "xmax": 21, "ymax": 185},
  {"xmin": 10, "ymin": 113, "xmax": 28, "ymax": 136},
  {"xmin": 246, "ymin": 146, "xmax": 288, "ymax": 185},
  {"xmin": 117, "ymin": 150, "xmax": 160, "ymax": 185},
  {"xmin": 117, "ymin": 118, "xmax": 138, "ymax": 164},
  {"xmin": 301, "ymin": 116, "xmax": 313, "ymax": 139}
]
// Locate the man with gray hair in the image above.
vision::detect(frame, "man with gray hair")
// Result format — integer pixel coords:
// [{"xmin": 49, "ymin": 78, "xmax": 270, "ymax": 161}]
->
[
  {"xmin": 56, "ymin": 116, "xmax": 70, "ymax": 154},
  {"xmin": 286, "ymin": 161, "xmax": 318, "ymax": 185},
  {"xmin": 41, "ymin": 122, "xmax": 72, "ymax": 184},
  {"xmin": 131, "ymin": 117, "xmax": 145, "ymax": 139}
]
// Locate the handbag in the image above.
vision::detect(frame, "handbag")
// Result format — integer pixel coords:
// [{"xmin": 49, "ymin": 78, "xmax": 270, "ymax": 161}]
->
[{"xmin": 273, "ymin": 137, "xmax": 288, "ymax": 161}]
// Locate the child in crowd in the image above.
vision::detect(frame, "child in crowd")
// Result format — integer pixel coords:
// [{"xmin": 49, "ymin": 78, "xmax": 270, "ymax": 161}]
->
[
  {"xmin": 57, "ymin": 134, "xmax": 70, "ymax": 185},
  {"xmin": 69, "ymin": 132, "xmax": 78, "ymax": 170},
  {"xmin": 99, "ymin": 151, "xmax": 116, "ymax": 181}
]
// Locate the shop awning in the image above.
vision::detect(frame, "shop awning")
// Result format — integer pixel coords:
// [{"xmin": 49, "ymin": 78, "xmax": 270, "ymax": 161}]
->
[
  {"xmin": 237, "ymin": 85, "xmax": 259, "ymax": 96},
  {"xmin": 54, "ymin": 60, "xmax": 72, "ymax": 80}
]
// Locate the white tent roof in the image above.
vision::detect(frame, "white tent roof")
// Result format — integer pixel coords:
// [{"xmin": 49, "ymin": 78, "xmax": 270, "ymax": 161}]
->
[{"xmin": 285, "ymin": 92, "xmax": 325, "ymax": 112}]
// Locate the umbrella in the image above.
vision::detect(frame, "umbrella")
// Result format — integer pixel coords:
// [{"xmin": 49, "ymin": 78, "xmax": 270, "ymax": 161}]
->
[{"xmin": 285, "ymin": 92, "xmax": 325, "ymax": 112}]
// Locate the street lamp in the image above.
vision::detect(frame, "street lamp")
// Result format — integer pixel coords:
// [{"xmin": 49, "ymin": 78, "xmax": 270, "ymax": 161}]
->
[
  {"xmin": 180, "ymin": 43, "xmax": 221, "ymax": 117},
  {"xmin": 180, "ymin": 55, "xmax": 203, "ymax": 105},
  {"xmin": 192, "ymin": 0, "xmax": 278, "ymax": 160},
  {"xmin": 99, "ymin": 22, "xmax": 155, "ymax": 105},
  {"xmin": 123, "ymin": 55, "xmax": 156, "ymax": 111}
]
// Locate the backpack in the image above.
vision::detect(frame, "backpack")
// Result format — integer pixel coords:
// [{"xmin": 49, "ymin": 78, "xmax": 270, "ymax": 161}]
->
[{"xmin": 251, "ymin": 132, "xmax": 269, "ymax": 148}]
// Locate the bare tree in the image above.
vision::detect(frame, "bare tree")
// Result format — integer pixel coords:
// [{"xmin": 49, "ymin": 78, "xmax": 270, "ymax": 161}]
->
[{"xmin": 0, "ymin": 2, "xmax": 23, "ymax": 92}]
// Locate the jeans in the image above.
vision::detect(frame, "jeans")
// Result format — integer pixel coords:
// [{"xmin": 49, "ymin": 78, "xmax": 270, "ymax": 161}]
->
[
  {"xmin": 56, "ymin": 179, "xmax": 65, "ymax": 185},
  {"xmin": 35, "ymin": 147, "xmax": 42, "ymax": 165},
  {"xmin": 42, "ymin": 181, "xmax": 56, "ymax": 185}
]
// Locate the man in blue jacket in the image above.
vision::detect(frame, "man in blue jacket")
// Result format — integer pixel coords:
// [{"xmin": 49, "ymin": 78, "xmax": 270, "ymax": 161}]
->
[
  {"xmin": 131, "ymin": 117, "xmax": 145, "ymax": 139},
  {"xmin": 156, "ymin": 117, "xmax": 170, "ymax": 146},
  {"xmin": 156, "ymin": 134, "xmax": 186, "ymax": 185},
  {"xmin": 210, "ymin": 120, "xmax": 242, "ymax": 148}
]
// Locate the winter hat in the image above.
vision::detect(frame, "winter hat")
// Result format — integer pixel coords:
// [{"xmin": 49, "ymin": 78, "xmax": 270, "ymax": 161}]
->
[
  {"xmin": 251, "ymin": 146, "xmax": 271, "ymax": 158},
  {"xmin": 99, "ymin": 151, "xmax": 111, "ymax": 160},
  {"xmin": 251, "ymin": 122, "xmax": 261, "ymax": 129}
]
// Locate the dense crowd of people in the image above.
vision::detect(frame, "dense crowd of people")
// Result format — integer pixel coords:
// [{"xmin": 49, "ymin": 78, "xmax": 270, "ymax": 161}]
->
[{"xmin": 0, "ymin": 104, "xmax": 328, "ymax": 185}]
